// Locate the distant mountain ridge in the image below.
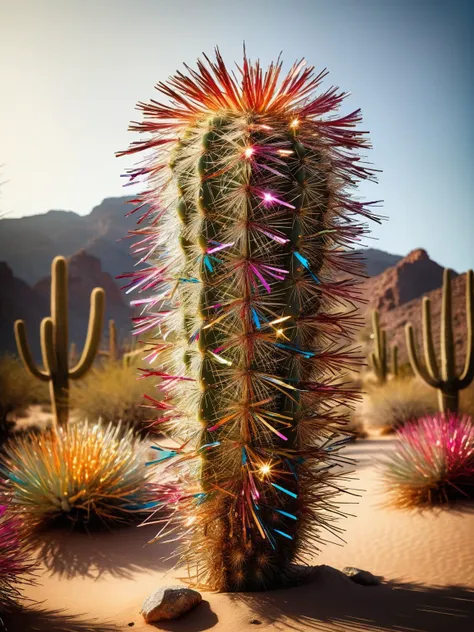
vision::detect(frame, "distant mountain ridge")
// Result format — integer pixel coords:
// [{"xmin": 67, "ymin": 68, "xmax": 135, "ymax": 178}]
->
[
  {"xmin": 0, "ymin": 252, "xmax": 131, "ymax": 360},
  {"xmin": 0, "ymin": 197, "xmax": 137, "ymax": 286},
  {"xmin": 0, "ymin": 197, "xmax": 403, "ymax": 289},
  {"xmin": 2, "ymin": 196, "xmax": 465, "ymax": 366}
]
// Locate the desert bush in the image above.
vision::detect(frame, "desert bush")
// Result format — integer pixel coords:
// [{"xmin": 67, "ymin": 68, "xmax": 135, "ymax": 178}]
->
[
  {"xmin": 381, "ymin": 413, "xmax": 474, "ymax": 507},
  {"xmin": 0, "ymin": 505, "xmax": 37, "ymax": 610},
  {"xmin": 357, "ymin": 376, "xmax": 438, "ymax": 434},
  {"xmin": 0, "ymin": 421, "xmax": 158, "ymax": 530},
  {"xmin": 0, "ymin": 355, "xmax": 49, "ymax": 439},
  {"xmin": 70, "ymin": 358, "xmax": 163, "ymax": 435}
]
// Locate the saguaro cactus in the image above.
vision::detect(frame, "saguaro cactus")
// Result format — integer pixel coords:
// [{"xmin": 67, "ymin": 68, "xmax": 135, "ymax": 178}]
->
[
  {"xmin": 14, "ymin": 256, "xmax": 105, "ymax": 427},
  {"xmin": 406, "ymin": 268, "xmax": 474, "ymax": 413},
  {"xmin": 118, "ymin": 50, "xmax": 379, "ymax": 591},
  {"xmin": 99, "ymin": 319, "xmax": 118, "ymax": 361},
  {"xmin": 368, "ymin": 309, "xmax": 398, "ymax": 382}
]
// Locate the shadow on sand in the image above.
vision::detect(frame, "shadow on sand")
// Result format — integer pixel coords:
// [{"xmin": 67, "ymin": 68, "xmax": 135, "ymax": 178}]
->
[
  {"xmin": 151, "ymin": 601, "xmax": 219, "ymax": 631},
  {"xmin": 228, "ymin": 565, "xmax": 474, "ymax": 632},
  {"xmin": 1, "ymin": 605, "xmax": 118, "ymax": 632},
  {"xmin": 32, "ymin": 521, "xmax": 176, "ymax": 581}
]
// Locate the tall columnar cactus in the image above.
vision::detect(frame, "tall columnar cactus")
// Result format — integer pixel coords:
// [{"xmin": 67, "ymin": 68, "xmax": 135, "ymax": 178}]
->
[
  {"xmin": 99, "ymin": 319, "xmax": 118, "ymax": 361},
  {"xmin": 368, "ymin": 309, "xmax": 398, "ymax": 382},
  {"xmin": 406, "ymin": 268, "xmax": 474, "ymax": 413},
  {"xmin": 14, "ymin": 256, "xmax": 105, "ymax": 427},
  {"xmin": 118, "ymin": 50, "xmax": 379, "ymax": 591}
]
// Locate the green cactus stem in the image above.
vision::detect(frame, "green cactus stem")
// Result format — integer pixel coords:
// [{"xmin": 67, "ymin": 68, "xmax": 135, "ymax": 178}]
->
[
  {"xmin": 14, "ymin": 256, "xmax": 105, "ymax": 428},
  {"xmin": 118, "ymin": 50, "xmax": 379, "ymax": 591},
  {"xmin": 405, "ymin": 268, "xmax": 474, "ymax": 413},
  {"xmin": 99, "ymin": 319, "xmax": 118, "ymax": 361},
  {"xmin": 391, "ymin": 344, "xmax": 399, "ymax": 378}
]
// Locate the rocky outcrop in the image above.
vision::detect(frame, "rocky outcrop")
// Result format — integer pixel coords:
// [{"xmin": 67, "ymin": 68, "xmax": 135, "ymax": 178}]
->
[{"xmin": 362, "ymin": 248, "xmax": 451, "ymax": 313}]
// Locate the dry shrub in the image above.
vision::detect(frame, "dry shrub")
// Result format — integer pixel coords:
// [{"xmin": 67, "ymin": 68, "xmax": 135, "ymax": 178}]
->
[
  {"xmin": 0, "ymin": 355, "xmax": 49, "ymax": 425},
  {"xmin": 358, "ymin": 376, "xmax": 438, "ymax": 434},
  {"xmin": 70, "ymin": 358, "xmax": 163, "ymax": 434}
]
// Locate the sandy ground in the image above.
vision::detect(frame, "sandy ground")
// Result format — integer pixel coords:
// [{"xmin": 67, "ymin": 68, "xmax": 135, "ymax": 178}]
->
[{"xmin": 4, "ymin": 436, "xmax": 474, "ymax": 632}]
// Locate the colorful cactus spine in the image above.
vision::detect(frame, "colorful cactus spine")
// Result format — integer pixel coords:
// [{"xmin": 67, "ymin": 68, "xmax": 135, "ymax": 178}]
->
[
  {"xmin": 406, "ymin": 268, "xmax": 474, "ymax": 413},
  {"xmin": 118, "ymin": 49, "xmax": 379, "ymax": 591},
  {"xmin": 14, "ymin": 256, "xmax": 105, "ymax": 427}
]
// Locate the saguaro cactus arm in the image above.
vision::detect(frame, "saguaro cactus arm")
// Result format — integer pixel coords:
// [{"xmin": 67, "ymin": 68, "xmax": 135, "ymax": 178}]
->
[
  {"xmin": 40, "ymin": 317, "xmax": 56, "ymax": 375},
  {"xmin": 405, "ymin": 322, "xmax": 441, "ymax": 388},
  {"xmin": 440, "ymin": 269, "xmax": 456, "ymax": 382},
  {"xmin": 14, "ymin": 320, "xmax": 49, "ymax": 382},
  {"xmin": 457, "ymin": 269, "xmax": 474, "ymax": 389},
  {"xmin": 369, "ymin": 309, "xmax": 389, "ymax": 382},
  {"xmin": 69, "ymin": 288, "xmax": 105, "ymax": 380},
  {"xmin": 421, "ymin": 297, "xmax": 440, "ymax": 381},
  {"xmin": 391, "ymin": 345, "xmax": 398, "ymax": 377}
]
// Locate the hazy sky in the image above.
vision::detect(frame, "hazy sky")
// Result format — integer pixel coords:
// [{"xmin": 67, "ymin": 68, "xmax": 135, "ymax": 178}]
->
[{"xmin": 1, "ymin": 0, "xmax": 473, "ymax": 270}]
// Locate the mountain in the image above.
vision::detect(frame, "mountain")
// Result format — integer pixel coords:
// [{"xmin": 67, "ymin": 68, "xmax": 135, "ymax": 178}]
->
[
  {"xmin": 361, "ymin": 248, "xmax": 453, "ymax": 314},
  {"xmin": 0, "ymin": 253, "xmax": 131, "ymax": 360},
  {"xmin": 0, "ymin": 197, "xmax": 138, "ymax": 286},
  {"xmin": 357, "ymin": 247, "xmax": 403, "ymax": 277},
  {"xmin": 376, "ymin": 271, "xmax": 469, "ymax": 371},
  {"xmin": 0, "ymin": 197, "xmax": 403, "ymax": 291},
  {"xmin": 0, "ymin": 262, "xmax": 49, "ymax": 356}
]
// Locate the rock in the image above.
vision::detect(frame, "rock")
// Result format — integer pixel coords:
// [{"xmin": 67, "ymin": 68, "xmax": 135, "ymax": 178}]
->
[
  {"xmin": 342, "ymin": 567, "xmax": 382, "ymax": 586},
  {"xmin": 140, "ymin": 586, "xmax": 202, "ymax": 623}
]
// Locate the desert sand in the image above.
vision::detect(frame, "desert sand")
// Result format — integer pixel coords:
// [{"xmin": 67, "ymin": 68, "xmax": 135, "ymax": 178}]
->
[{"xmin": 4, "ymin": 436, "xmax": 474, "ymax": 632}]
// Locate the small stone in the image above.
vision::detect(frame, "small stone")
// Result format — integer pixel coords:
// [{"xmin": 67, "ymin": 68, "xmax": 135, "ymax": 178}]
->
[
  {"xmin": 128, "ymin": 624, "xmax": 134, "ymax": 627},
  {"xmin": 140, "ymin": 586, "xmax": 202, "ymax": 623},
  {"xmin": 342, "ymin": 567, "xmax": 382, "ymax": 586},
  {"xmin": 250, "ymin": 620, "xmax": 262, "ymax": 625}
]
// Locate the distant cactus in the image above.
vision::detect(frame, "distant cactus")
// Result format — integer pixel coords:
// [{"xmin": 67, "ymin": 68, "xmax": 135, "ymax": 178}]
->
[
  {"xmin": 14, "ymin": 256, "xmax": 105, "ymax": 428},
  {"xmin": 118, "ymin": 49, "xmax": 379, "ymax": 591},
  {"xmin": 391, "ymin": 344, "xmax": 399, "ymax": 378},
  {"xmin": 406, "ymin": 269, "xmax": 474, "ymax": 413},
  {"xmin": 368, "ymin": 310, "xmax": 398, "ymax": 382},
  {"xmin": 99, "ymin": 319, "xmax": 118, "ymax": 361}
]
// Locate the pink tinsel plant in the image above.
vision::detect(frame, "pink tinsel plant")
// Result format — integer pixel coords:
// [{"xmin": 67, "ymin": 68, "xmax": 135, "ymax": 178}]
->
[
  {"xmin": 0, "ymin": 504, "xmax": 36, "ymax": 611},
  {"xmin": 382, "ymin": 413, "xmax": 474, "ymax": 507}
]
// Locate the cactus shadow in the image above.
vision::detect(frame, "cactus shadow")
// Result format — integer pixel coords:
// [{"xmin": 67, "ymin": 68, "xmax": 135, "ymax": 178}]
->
[
  {"xmin": 1, "ymin": 605, "xmax": 118, "ymax": 632},
  {"xmin": 32, "ymin": 521, "xmax": 177, "ymax": 581},
  {"xmin": 231, "ymin": 565, "xmax": 474, "ymax": 632}
]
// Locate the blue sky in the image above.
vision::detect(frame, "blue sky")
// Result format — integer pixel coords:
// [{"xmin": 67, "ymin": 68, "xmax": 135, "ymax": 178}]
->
[{"xmin": 0, "ymin": 0, "xmax": 473, "ymax": 270}]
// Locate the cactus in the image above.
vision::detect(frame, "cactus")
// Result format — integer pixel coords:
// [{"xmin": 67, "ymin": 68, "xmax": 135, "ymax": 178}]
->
[
  {"xmin": 99, "ymin": 319, "xmax": 118, "ymax": 361},
  {"xmin": 118, "ymin": 50, "xmax": 379, "ymax": 591},
  {"xmin": 405, "ymin": 268, "xmax": 474, "ymax": 413},
  {"xmin": 14, "ymin": 256, "xmax": 105, "ymax": 428},
  {"xmin": 391, "ymin": 344, "xmax": 399, "ymax": 378},
  {"xmin": 368, "ymin": 309, "xmax": 398, "ymax": 382}
]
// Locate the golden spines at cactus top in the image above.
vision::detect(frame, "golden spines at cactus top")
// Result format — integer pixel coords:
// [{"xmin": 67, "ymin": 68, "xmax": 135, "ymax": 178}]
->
[{"xmin": 119, "ymin": 49, "xmax": 380, "ymax": 591}]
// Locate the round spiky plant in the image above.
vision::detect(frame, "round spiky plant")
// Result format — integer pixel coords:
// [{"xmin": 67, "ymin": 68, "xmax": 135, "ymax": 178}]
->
[
  {"xmin": 0, "ymin": 421, "xmax": 160, "ymax": 529},
  {"xmin": 118, "ymin": 48, "xmax": 380, "ymax": 591},
  {"xmin": 0, "ymin": 504, "xmax": 36, "ymax": 612},
  {"xmin": 382, "ymin": 413, "xmax": 474, "ymax": 507}
]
